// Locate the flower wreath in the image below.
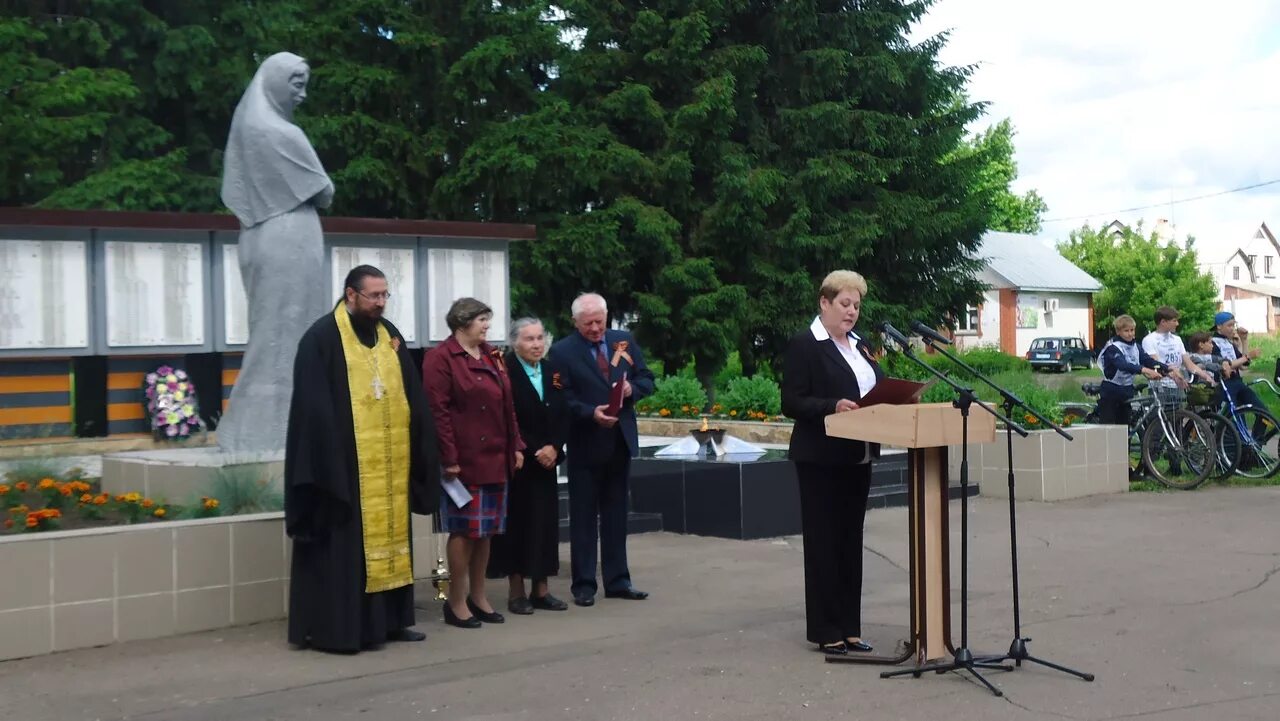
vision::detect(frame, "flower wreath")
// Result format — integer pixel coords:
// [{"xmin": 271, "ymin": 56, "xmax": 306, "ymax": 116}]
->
[{"xmin": 144, "ymin": 366, "xmax": 204, "ymax": 440}]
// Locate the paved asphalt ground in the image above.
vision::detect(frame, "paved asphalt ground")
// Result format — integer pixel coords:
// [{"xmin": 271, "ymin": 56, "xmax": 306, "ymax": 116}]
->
[{"xmin": 3, "ymin": 486, "xmax": 1278, "ymax": 721}]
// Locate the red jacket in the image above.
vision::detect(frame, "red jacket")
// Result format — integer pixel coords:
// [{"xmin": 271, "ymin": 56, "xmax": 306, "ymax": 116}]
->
[{"xmin": 422, "ymin": 337, "xmax": 525, "ymax": 486}]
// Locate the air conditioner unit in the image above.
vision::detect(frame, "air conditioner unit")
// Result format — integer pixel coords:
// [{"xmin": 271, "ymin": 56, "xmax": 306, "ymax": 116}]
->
[{"xmin": 1043, "ymin": 298, "xmax": 1060, "ymax": 313}]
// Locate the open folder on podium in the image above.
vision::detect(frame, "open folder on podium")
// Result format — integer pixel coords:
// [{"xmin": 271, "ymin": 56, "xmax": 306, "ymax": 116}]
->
[
  {"xmin": 856, "ymin": 377, "xmax": 935, "ymax": 407},
  {"xmin": 822, "ymin": 385, "xmax": 996, "ymax": 669}
]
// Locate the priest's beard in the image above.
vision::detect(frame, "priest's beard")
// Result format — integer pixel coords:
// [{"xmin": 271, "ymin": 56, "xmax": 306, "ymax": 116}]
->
[
  {"xmin": 346, "ymin": 304, "xmax": 382, "ymax": 346},
  {"xmin": 345, "ymin": 302, "xmax": 381, "ymax": 327}
]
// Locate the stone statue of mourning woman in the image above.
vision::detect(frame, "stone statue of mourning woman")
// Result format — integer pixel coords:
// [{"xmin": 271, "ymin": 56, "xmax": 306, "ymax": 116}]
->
[{"xmin": 217, "ymin": 52, "xmax": 333, "ymax": 456}]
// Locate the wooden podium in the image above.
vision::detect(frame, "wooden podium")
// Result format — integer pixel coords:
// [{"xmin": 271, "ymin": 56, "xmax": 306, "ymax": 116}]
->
[{"xmin": 822, "ymin": 402, "xmax": 995, "ymax": 666}]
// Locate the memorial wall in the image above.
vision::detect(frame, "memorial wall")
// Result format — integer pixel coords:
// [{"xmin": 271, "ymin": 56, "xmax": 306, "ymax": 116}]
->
[{"xmin": 0, "ymin": 209, "xmax": 534, "ymax": 439}]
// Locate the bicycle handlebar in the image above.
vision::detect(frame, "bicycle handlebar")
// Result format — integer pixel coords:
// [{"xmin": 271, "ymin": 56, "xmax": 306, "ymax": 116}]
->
[
  {"xmin": 1082, "ymin": 381, "xmax": 1148, "ymax": 398},
  {"xmin": 1248, "ymin": 377, "xmax": 1280, "ymax": 396}
]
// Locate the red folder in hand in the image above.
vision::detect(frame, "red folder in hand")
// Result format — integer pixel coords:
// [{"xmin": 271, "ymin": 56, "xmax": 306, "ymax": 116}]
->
[{"xmin": 605, "ymin": 373, "xmax": 627, "ymax": 416}]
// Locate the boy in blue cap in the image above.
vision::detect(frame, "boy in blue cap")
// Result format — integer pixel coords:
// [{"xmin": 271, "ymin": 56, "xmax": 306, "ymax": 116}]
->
[{"xmin": 1211, "ymin": 311, "xmax": 1264, "ymax": 410}]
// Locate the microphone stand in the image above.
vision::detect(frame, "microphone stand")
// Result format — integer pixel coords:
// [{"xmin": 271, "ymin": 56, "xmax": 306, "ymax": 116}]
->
[
  {"xmin": 877, "ymin": 333, "xmax": 1026, "ymax": 697},
  {"xmin": 917, "ymin": 336, "xmax": 1094, "ymax": 683}
]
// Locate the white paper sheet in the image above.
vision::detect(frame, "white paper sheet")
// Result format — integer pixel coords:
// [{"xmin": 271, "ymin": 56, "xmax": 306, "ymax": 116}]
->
[{"xmin": 441, "ymin": 477, "xmax": 473, "ymax": 508}]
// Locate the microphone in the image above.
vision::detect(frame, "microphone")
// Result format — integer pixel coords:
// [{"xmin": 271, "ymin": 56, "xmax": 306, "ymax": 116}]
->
[
  {"xmin": 911, "ymin": 320, "xmax": 953, "ymax": 346},
  {"xmin": 878, "ymin": 321, "xmax": 912, "ymax": 350}
]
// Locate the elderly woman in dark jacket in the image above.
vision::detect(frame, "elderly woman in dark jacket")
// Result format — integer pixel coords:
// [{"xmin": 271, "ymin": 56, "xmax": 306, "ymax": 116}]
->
[
  {"xmin": 422, "ymin": 297, "xmax": 525, "ymax": 629},
  {"xmin": 487, "ymin": 317, "xmax": 571, "ymax": 614}
]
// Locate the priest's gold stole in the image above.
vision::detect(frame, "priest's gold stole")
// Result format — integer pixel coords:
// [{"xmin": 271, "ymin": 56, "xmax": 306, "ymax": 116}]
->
[{"xmin": 335, "ymin": 307, "xmax": 414, "ymax": 593}]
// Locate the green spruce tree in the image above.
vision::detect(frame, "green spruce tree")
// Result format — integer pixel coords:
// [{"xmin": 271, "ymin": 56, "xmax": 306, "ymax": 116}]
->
[{"xmin": 510, "ymin": 0, "xmax": 993, "ymax": 383}]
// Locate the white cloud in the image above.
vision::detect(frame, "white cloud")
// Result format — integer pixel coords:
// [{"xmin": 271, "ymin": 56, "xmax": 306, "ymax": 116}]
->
[{"xmin": 913, "ymin": 0, "xmax": 1280, "ymax": 260}]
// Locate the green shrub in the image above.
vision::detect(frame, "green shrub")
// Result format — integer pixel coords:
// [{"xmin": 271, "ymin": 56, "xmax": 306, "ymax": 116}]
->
[
  {"xmin": 932, "ymin": 347, "xmax": 1030, "ymax": 377},
  {"xmin": 974, "ymin": 372, "xmax": 1064, "ymax": 426},
  {"xmin": 676, "ymin": 357, "xmax": 698, "ymax": 380},
  {"xmin": 880, "ymin": 350, "xmax": 930, "ymax": 382},
  {"xmin": 1243, "ymin": 333, "xmax": 1280, "ymax": 367},
  {"xmin": 920, "ymin": 381, "xmax": 957, "ymax": 404},
  {"xmin": 1, "ymin": 459, "xmax": 61, "ymax": 485},
  {"xmin": 1055, "ymin": 382, "xmax": 1088, "ymax": 403},
  {"xmin": 881, "ymin": 346, "xmax": 1028, "ymax": 382},
  {"xmin": 637, "ymin": 375, "xmax": 709, "ymax": 418},
  {"xmin": 199, "ymin": 465, "xmax": 283, "ymax": 515},
  {"xmin": 713, "ymin": 352, "xmax": 744, "ymax": 394},
  {"xmin": 718, "ymin": 376, "xmax": 782, "ymax": 420},
  {"xmin": 895, "ymin": 370, "xmax": 1064, "ymax": 428}
]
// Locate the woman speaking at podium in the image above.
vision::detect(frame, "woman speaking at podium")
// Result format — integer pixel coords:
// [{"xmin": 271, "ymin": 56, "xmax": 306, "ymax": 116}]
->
[{"xmin": 781, "ymin": 270, "xmax": 884, "ymax": 657}]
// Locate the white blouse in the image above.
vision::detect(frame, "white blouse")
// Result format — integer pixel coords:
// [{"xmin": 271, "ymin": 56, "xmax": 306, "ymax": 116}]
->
[{"xmin": 809, "ymin": 316, "xmax": 878, "ymax": 396}]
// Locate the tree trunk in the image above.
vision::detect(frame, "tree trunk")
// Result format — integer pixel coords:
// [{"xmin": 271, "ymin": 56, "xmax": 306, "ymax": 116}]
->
[
  {"xmin": 695, "ymin": 355, "xmax": 717, "ymax": 409},
  {"xmin": 740, "ymin": 343, "xmax": 758, "ymax": 378}
]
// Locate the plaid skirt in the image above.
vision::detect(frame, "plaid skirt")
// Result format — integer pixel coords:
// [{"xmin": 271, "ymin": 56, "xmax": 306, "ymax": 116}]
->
[{"xmin": 439, "ymin": 481, "xmax": 508, "ymax": 539}]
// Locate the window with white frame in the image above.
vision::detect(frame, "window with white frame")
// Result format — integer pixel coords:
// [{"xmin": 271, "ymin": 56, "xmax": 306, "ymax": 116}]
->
[{"xmin": 955, "ymin": 304, "xmax": 979, "ymax": 333}]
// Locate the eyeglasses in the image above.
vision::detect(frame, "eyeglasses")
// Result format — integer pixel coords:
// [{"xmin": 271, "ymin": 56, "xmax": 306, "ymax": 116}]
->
[{"xmin": 357, "ymin": 290, "xmax": 391, "ymax": 302}]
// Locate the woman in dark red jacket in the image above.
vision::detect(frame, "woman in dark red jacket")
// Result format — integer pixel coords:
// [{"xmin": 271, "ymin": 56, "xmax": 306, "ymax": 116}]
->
[{"xmin": 422, "ymin": 297, "xmax": 525, "ymax": 629}]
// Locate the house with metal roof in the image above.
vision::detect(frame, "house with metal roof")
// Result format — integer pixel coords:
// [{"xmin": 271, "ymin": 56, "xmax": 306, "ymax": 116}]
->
[
  {"xmin": 1199, "ymin": 223, "xmax": 1280, "ymax": 333},
  {"xmin": 950, "ymin": 231, "xmax": 1103, "ymax": 357}
]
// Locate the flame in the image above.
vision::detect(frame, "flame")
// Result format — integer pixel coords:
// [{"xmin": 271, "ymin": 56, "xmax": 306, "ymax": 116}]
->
[{"xmin": 700, "ymin": 416, "xmax": 709, "ymax": 432}]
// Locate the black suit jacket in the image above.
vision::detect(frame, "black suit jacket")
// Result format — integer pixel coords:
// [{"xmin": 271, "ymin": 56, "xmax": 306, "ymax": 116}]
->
[
  {"xmin": 550, "ymin": 329, "xmax": 656, "ymax": 465},
  {"xmin": 506, "ymin": 351, "xmax": 569, "ymax": 465},
  {"xmin": 781, "ymin": 325, "xmax": 886, "ymax": 465}
]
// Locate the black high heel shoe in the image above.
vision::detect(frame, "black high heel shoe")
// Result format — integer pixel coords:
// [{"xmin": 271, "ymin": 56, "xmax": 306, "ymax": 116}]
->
[
  {"xmin": 443, "ymin": 601, "xmax": 481, "ymax": 629},
  {"xmin": 467, "ymin": 597, "xmax": 505, "ymax": 624}
]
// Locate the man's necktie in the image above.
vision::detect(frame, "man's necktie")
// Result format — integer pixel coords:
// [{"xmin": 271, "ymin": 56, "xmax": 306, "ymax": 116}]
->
[{"xmin": 596, "ymin": 343, "xmax": 610, "ymax": 379}]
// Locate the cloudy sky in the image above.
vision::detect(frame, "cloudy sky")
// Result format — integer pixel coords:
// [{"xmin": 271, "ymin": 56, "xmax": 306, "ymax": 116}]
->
[{"xmin": 913, "ymin": 0, "xmax": 1280, "ymax": 260}]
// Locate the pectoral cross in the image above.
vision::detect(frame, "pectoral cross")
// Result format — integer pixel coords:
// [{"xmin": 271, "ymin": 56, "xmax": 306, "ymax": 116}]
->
[{"xmin": 371, "ymin": 375, "xmax": 385, "ymax": 400}]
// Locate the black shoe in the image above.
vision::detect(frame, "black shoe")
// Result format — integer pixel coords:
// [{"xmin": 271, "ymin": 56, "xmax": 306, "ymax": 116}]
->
[
  {"xmin": 508, "ymin": 596, "xmax": 534, "ymax": 615},
  {"xmin": 818, "ymin": 642, "xmax": 848, "ymax": 656},
  {"xmin": 466, "ymin": 597, "xmax": 505, "ymax": 623},
  {"xmin": 573, "ymin": 594, "xmax": 595, "ymax": 607},
  {"xmin": 604, "ymin": 587, "xmax": 649, "ymax": 600},
  {"xmin": 845, "ymin": 640, "xmax": 873, "ymax": 653},
  {"xmin": 387, "ymin": 628, "xmax": 426, "ymax": 642},
  {"xmin": 443, "ymin": 602, "xmax": 481, "ymax": 629},
  {"xmin": 530, "ymin": 593, "xmax": 569, "ymax": 611}
]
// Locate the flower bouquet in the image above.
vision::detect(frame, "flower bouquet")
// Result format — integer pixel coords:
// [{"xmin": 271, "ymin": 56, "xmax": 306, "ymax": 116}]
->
[{"xmin": 144, "ymin": 366, "xmax": 204, "ymax": 441}]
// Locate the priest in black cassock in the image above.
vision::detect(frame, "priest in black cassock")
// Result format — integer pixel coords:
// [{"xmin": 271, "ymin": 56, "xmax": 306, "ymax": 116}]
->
[{"xmin": 284, "ymin": 264, "xmax": 440, "ymax": 653}]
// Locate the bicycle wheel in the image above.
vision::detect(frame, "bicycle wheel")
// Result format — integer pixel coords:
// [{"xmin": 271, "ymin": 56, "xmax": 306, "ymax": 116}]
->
[
  {"xmin": 1201, "ymin": 411, "xmax": 1241, "ymax": 480},
  {"xmin": 1142, "ymin": 409, "xmax": 1213, "ymax": 489},
  {"xmin": 1127, "ymin": 422, "xmax": 1145, "ymax": 479},
  {"xmin": 1127, "ymin": 400, "xmax": 1154, "ymax": 480},
  {"xmin": 1228, "ymin": 405, "xmax": 1280, "ymax": 479}
]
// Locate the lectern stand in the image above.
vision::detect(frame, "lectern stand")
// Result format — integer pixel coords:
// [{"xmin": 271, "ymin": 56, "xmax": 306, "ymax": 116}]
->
[{"xmin": 821, "ymin": 402, "xmax": 995, "ymax": 669}]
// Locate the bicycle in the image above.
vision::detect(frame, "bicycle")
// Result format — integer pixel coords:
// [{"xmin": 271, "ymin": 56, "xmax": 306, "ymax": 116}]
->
[
  {"xmin": 1078, "ymin": 382, "xmax": 1142, "ymax": 478},
  {"xmin": 1183, "ymin": 383, "xmax": 1242, "ymax": 480},
  {"xmin": 1080, "ymin": 381, "xmax": 1215, "ymax": 489},
  {"xmin": 1212, "ymin": 377, "xmax": 1280, "ymax": 479}
]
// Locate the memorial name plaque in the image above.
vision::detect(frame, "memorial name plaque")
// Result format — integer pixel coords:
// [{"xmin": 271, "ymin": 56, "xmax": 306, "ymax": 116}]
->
[
  {"xmin": 104, "ymin": 241, "xmax": 205, "ymax": 348},
  {"xmin": 0, "ymin": 239, "xmax": 89, "ymax": 350},
  {"xmin": 427, "ymin": 248, "xmax": 507, "ymax": 342},
  {"xmin": 330, "ymin": 246, "xmax": 417, "ymax": 343},
  {"xmin": 222, "ymin": 244, "xmax": 250, "ymax": 345}
]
